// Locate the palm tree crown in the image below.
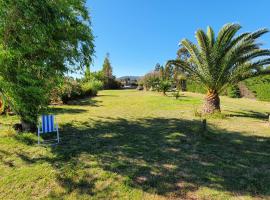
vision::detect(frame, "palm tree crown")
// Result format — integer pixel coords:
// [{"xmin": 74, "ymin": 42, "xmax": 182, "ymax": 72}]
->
[{"xmin": 168, "ymin": 23, "xmax": 270, "ymax": 113}]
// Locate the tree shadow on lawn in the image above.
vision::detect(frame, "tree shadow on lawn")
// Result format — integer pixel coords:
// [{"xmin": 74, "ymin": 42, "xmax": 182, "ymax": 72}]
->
[
  {"xmin": 228, "ymin": 110, "xmax": 269, "ymax": 121},
  {"xmin": 65, "ymin": 98, "xmax": 102, "ymax": 107},
  {"xmin": 97, "ymin": 94, "xmax": 119, "ymax": 97},
  {"xmin": 46, "ymin": 98, "xmax": 102, "ymax": 115},
  {"xmin": 16, "ymin": 117, "xmax": 270, "ymax": 198},
  {"xmin": 48, "ymin": 107, "xmax": 88, "ymax": 115}
]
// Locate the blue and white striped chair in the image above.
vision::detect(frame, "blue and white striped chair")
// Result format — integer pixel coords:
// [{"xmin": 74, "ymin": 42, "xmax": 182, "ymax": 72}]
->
[{"xmin": 37, "ymin": 115, "xmax": 60, "ymax": 145}]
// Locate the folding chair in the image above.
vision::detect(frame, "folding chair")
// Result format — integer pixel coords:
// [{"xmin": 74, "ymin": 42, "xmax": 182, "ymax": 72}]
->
[{"xmin": 37, "ymin": 115, "xmax": 60, "ymax": 145}]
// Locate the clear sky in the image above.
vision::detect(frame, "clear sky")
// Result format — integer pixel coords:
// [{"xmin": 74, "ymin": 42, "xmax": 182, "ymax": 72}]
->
[{"xmin": 87, "ymin": 0, "xmax": 270, "ymax": 78}]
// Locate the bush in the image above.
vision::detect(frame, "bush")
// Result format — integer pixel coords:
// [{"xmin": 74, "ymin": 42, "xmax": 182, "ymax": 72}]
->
[
  {"xmin": 141, "ymin": 71, "xmax": 161, "ymax": 91},
  {"xmin": 159, "ymin": 80, "xmax": 171, "ymax": 95},
  {"xmin": 81, "ymin": 80, "xmax": 103, "ymax": 97},
  {"xmin": 244, "ymin": 75, "xmax": 270, "ymax": 101},
  {"xmin": 60, "ymin": 79, "xmax": 82, "ymax": 103},
  {"xmin": 226, "ymin": 85, "xmax": 241, "ymax": 98},
  {"xmin": 50, "ymin": 78, "xmax": 103, "ymax": 104},
  {"xmin": 103, "ymin": 78, "xmax": 121, "ymax": 89},
  {"xmin": 186, "ymin": 80, "xmax": 207, "ymax": 94},
  {"xmin": 187, "ymin": 80, "xmax": 242, "ymax": 98}
]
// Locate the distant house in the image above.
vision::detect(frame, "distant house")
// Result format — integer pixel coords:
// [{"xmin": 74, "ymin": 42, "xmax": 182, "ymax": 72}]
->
[{"xmin": 117, "ymin": 76, "xmax": 141, "ymax": 88}]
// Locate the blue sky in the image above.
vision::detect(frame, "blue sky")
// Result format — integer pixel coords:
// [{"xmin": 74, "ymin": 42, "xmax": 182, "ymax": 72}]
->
[{"xmin": 87, "ymin": 0, "xmax": 270, "ymax": 77}]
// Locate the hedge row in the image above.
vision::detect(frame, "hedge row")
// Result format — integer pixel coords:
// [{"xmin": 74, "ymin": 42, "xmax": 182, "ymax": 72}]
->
[{"xmin": 244, "ymin": 75, "xmax": 270, "ymax": 101}]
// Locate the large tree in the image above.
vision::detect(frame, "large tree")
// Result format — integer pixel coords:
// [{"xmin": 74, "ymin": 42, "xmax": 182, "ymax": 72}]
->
[
  {"xmin": 0, "ymin": 0, "xmax": 94, "ymax": 131},
  {"xmin": 168, "ymin": 23, "xmax": 270, "ymax": 114}
]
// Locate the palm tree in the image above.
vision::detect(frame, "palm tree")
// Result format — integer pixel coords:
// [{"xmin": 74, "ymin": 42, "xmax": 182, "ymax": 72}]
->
[{"xmin": 168, "ymin": 23, "xmax": 270, "ymax": 114}]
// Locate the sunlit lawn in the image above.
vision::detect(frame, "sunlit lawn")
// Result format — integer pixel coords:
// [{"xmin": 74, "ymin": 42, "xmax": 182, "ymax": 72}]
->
[{"xmin": 0, "ymin": 90, "xmax": 269, "ymax": 199}]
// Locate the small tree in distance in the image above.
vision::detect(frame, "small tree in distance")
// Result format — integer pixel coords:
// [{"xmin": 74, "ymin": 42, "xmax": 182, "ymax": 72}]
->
[
  {"xmin": 102, "ymin": 53, "xmax": 113, "ymax": 79},
  {"xmin": 101, "ymin": 53, "xmax": 121, "ymax": 89}
]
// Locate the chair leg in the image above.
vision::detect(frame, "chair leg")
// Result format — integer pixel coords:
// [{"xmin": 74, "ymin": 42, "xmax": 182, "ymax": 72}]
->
[
  {"xmin": 57, "ymin": 126, "xmax": 60, "ymax": 143},
  {"xmin": 38, "ymin": 127, "xmax": 40, "ymax": 145}
]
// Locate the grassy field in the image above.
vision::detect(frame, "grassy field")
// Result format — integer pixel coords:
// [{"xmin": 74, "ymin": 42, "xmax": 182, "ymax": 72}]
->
[{"xmin": 0, "ymin": 90, "xmax": 270, "ymax": 200}]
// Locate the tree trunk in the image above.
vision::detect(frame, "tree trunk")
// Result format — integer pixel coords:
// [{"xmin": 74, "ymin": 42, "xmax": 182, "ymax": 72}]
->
[
  {"xmin": 21, "ymin": 119, "xmax": 37, "ymax": 132},
  {"xmin": 203, "ymin": 90, "xmax": 220, "ymax": 114},
  {"xmin": 163, "ymin": 90, "xmax": 166, "ymax": 96},
  {"xmin": 181, "ymin": 80, "xmax": 187, "ymax": 92}
]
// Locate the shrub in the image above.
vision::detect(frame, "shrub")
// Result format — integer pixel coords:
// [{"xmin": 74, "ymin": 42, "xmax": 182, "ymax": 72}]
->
[
  {"xmin": 244, "ymin": 75, "xmax": 270, "ymax": 101},
  {"xmin": 141, "ymin": 71, "xmax": 161, "ymax": 91},
  {"xmin": 81, "ymin": 80, "xmax": 103, "ymax": 97},
  {"xmin": 51, "ymin": 78, "xmax": 104, "ymax": 104},
  {"xmin": 103, "ymin": 78, "xmax": 121, "ymax": 89},
  {"xmin": 159, "ymin": 80, "xmax": 171, "ymax": 95},
  {"xmin": 60, "ymin": 79, "xmax": 82, "ymax": 104},
  {"xmin": 226, "ymin": 85, "xmax": 241, "ymax": 98},
  {"xmin": 186, "ymin": 80, "xmax": 207, "ymax": 94},
  {"xmin": 187, "ymin": 81, "xmax": 242, "ymax": 98}
]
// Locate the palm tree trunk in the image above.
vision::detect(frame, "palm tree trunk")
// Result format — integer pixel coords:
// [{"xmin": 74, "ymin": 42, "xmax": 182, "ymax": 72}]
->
[{"xmin": 203, "ymin": 90, "xmax": 220, "ymax": 114}]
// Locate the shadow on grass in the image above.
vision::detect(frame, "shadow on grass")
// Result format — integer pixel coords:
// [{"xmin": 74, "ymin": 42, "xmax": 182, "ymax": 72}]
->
[
  {"xmin": 66, "ymin": 98, "xmax": 102, "ymax": 107},
  {"xmin": 0, "ymin": 149, "xmax": 15, "ymax": 167},
  {"xmin": 48, "ymin": 107, "xmax": 88, "ymax": 115},
  {"xmin": 229, "ymin": 110, "xmax": 269, "ymax": 121},
  {"xmin": 15, "ymin": 117, "xmax": 270, "ymax": 198},
  {"xmin": 97, "ymin": 94, "xmax": 119, "ymax": 97},
  {"xmin": 46, "ymin": 98, "xmax": 102, "ymax": 115}
]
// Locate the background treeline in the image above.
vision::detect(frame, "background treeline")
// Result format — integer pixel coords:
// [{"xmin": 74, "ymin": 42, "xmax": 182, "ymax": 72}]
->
[
  {"xmin": 140, "ymin": 47, "xmax": 270, "ymax": 101},
  {"xmin": 244, "ymin": 73, "xmax": 270, "ymax": 101},
  {"xmin": 140, "ymin": 66, "xmax": 270, "ymax": 101},
  {"xmin": 185, "ymin": 75, "xmax": 270, "ymax": 101},
  {"xmin": 51, "ymin": 53, "xmax": 121, "ymax": 104},
  {"xmin": 1, "ymin": 53, "xmax": 121, "ymax": 113},
  {"xmin": 0, "ymin": 0, "xmax": 121, "ymax": 131}
]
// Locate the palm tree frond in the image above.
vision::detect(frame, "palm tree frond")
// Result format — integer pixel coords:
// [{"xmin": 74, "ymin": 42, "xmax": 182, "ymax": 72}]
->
[
  {"xmin": 207, "ymin": 26, "xmax": 215, "ymax": 47},
  {"xmin": 216, "ymin": 23, "xmax": 241, "ymax": 48},
  {"xmin": 171, "ymin": 23, "xmax": 270, "ymax": 95}
]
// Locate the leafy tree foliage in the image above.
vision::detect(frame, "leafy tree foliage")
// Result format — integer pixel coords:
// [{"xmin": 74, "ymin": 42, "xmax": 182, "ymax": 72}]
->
[
  {"xmin": 159, "ymin": 66, "xmax": 165, "ymax": 79},
  {"xmin": 226, "ymin": 85, "xmax": 241, "ymax": 98},
  {"xmin": 159, "ymin": 80, "xmax": 171, "ymax": 95},
  {"xmin": 101, "ymin": 54, "xmax": 121, "ymax": 89},
  {"xmin": 0, "ymin": 0, "xmax": 94, "ymax": 131},
  {"xmin": 174, "ymin": 46, "xmax": 190, "ymax": 91},
  {"xmin": 164, "ymin": 64, "xmax": 173, "ymax": 80},
  {"xmin": 168, "ymin": 23, "xmax": 270, "ymax": 114},
  {"xmin": 244, "ymin": 74, "xmax": 270, "ymax": 101},
  {"xmin": 84, "ymin": 65, "xmax": 91, "ymax": 82},
  {"xmin": 141, "ymin": 71, "xmax": 161, "ymax": 91}
]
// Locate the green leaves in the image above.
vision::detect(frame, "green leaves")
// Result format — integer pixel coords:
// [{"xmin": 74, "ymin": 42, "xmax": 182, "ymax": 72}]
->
[
  {"xmin": 168, "ymin": 23, "xmax": 270, "ymax": 94},
  {"xmin": 0, "ymin": 0, "xmax": 95, "ymax": 126}
]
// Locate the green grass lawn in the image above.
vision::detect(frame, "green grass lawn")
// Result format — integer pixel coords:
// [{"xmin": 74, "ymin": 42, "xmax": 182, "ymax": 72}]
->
[{"xmin": 0, "ymin": 90, "xmax": 270, "ymax": 200}]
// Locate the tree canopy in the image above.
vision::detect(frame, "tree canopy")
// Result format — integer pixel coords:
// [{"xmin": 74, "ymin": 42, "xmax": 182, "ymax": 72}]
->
[{"xmin": 0, "ymin": 0, "xmax": 95, "ymax": 130}]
